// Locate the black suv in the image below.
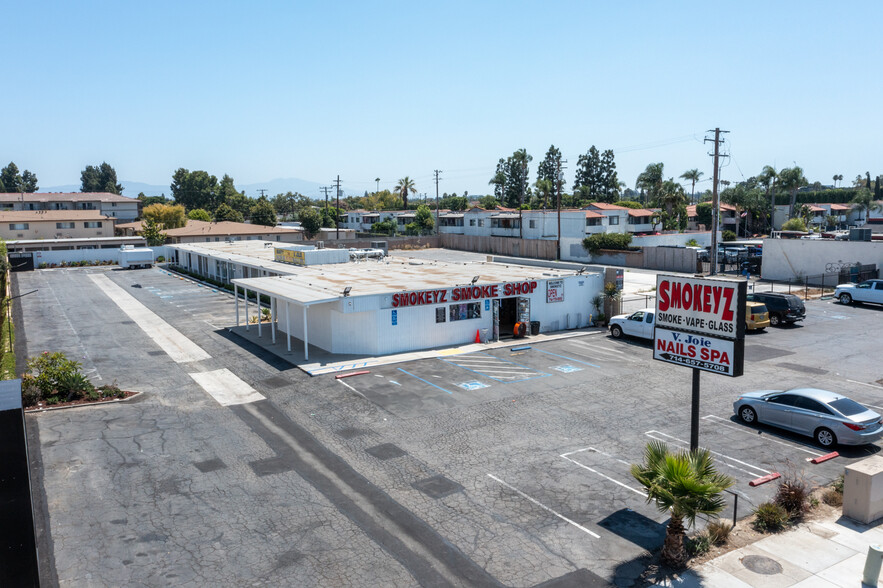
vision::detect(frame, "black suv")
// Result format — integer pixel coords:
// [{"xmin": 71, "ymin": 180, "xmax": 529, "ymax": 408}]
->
[{"xmin": 746, "ymin": 292, "xmax": 806, "ymax": 326}]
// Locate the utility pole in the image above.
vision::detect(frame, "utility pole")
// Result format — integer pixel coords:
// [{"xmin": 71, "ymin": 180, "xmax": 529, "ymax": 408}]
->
[
  {"xmin": 257, "ymin": 189, "xmax": 268, "ymax": 198},
  {"xmin": 556, "ymin": 159, "xmax": 567, "ymax": 260},
  {"xmin": 334, "ymin": 175, "xmax": 341, "ymax": 240},
  {"xmin": 704, "ymin": 128, "xmax": 729, "ymax": 275},
  {"xmin": 320, "ymin": 186, "xmax": 333, "ymax": 236},
  {"xmin": 434, "ymin": 170, "xmax": 442, "ymax": 235}
]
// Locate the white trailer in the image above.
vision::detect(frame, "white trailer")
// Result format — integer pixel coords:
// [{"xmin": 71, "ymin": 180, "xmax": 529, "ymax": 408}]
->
[{"xmin": 119, "ymin": 246, "xmax": 155, "ymax": 269}]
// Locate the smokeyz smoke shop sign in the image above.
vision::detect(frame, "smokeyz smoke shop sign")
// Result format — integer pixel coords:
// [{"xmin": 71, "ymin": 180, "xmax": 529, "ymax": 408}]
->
[{"xmin": 653, "ymin": 275, "xmax": 746, "ymax": 377}]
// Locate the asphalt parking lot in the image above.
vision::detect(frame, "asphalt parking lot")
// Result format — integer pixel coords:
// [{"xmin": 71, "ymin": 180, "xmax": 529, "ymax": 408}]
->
[{"xmin": 16, "ymin": 266, "xmax": 883, "ymax": 587}]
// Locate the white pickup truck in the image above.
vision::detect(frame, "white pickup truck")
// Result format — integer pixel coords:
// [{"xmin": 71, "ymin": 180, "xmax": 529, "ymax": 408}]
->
[{"xmin": 119, "ymin": 246, "xmax": 155, "ymax": 269}]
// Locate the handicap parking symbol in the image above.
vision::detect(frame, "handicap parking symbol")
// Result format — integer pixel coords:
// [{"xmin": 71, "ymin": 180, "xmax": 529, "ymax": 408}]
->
[
  {"xmin": 458, "ymin": 381, "xmax": 490, "ymax": 391},
  {"xmin": 552, "ymin": 365, "xmax": 583, "ymax": 373}
]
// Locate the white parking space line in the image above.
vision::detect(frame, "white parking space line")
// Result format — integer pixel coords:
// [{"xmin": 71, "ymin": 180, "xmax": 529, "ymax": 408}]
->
[
  {"xmin": 190, "ymin": 368, "xmax": 265, "ymax": 406},
  {"xmin": 702, "ymin": 415, "xmax": 824, "ymax": 457},
  {"xmin": 486, "ymin": 473, "xmax": 600, "ymax": 538},
  {"xmin": 89, "ymin": 274, "xmax": 211, "ymax": 363},
  {"xmin": 567, "ymin": 340, "xmax": 637, "ymax": 361},
  {"xmin": 848, "ymin": 379, "xmax": 883, "ymax": 391},
  {"xmin": 560, "ymin": 448, "xmax": 647, "ymax": 497},
  {"xmin": 644, "ymin": 430, "xmax": 771, "ymax": 477},
  {"xmin": 338, "ymin": 379, "xmax": 367, "ymax": 399}
]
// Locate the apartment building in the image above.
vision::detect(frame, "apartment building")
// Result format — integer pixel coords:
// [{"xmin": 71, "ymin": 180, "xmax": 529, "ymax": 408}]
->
[
  {"xmin": 0, "ymin": 210, "xmax": 115, "ymax": 240},
  {"xmin": 0, "ymin": 192, "xmax": 140, "ymax": 221}
]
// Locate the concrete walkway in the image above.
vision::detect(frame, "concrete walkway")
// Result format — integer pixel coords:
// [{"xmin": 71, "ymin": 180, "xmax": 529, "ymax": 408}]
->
[
  {"xmin": 229, "ymin": 323, "xmax": 607, "ymax": 376},
  {"xmin": 654, "ymin": 512, "xmax": 883, "ymax": 587}
]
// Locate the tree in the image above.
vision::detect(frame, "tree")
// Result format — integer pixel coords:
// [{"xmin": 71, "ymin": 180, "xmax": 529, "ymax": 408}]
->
[
  {"xmin": 537, "ymin": 145, "xmax": 565, "ymax": 207},
  {"xmin": 721, "ymin": 183, "xmax": 768, "ymax": 236},
  {"xmin": 782, "ymin": 217, "xmax": 808, "ymax": 231},
  {"xmin": 694, "ymin": 202, "xmax": 713, "ymax": 228},
  {"xmin": 414, "ymin": 204, "xmax": 434, "ymax": 233},
  {"xmin": 491, "ymin": 149, "xmax": 532, "ymax": 208},
  {"xmin": 299, "ymin": 207, "xmax": 322, "ymax": 238},
  {"xmin": 850, "ymin": 188, "xmax": 883, "ymax": 223},
  {"xmin": 478, "ymin": 195, "xmax": 498, "ymax": 210},
  {"xmin": 141, "ymin": 218, "xmax": 167, "ymax": 246},
  {"xmin": 757, "ymin": 165, "xmax": 778, "ymax": 230},
  {"xmin": 142, "ymin": 203, "xmax": 187, "ymax": 229},
  {"xmin": 631, "ymin": 441, "xmax": 733, "ymax": 567},
  {"xmin": 80, "ymin": 162, "xmax": 123, "ymax": 194},
  {"xmin": 1, "ymin": 162, "xmax": 39, "ymax": 193},
  {"xmin": 187, "ymin": 208, "xmax": 212, "ymax": 222},
  {"xmin": 170, "ymin": 168, "xmax": 220, "ymax": 211},
  {"xmin": 652, "ymin": 179, "xmax": 688, "ymax": 230},
  {"xmin": 250, "ymin": 197, "xmax": 278, "ymax": 226},
  {"xmin": 393, "ymin": 177, "xmax": 416, "ymax": 210},
  {"xmin": 533, "ymin": 178, "xmax": 554, "ymax": 209},
  {"xmin": 679, "ymin": 169, "xmax": 703, "ymax": 205},
  {"xmin": 213, "ymin": 203, "xmax": 244, "ymax": 223},
  {"xmin": 438, "ymin": 195, "xmax": 468, "ymax": 211},
  {"xmin": 636, "ymin": 163, "xmax": 665, "ymax": 205},
  {"xmin": 271, "ymin": 192, "xmax": 299, "ymax": 219},
  {"xmin": 777, "ymin": 166, "xmax": 808, "ymax": 218}
]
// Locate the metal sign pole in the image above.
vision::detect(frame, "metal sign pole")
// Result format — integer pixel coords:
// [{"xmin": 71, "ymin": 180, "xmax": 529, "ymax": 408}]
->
[{"xmin": 691, "ymin": 367, "xmax": 700, "ymax": 451}]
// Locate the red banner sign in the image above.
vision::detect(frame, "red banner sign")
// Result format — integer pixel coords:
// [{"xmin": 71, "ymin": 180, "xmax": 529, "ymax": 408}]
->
[{"xmin": 391, "ymin": 281, "xmax": 538, "ymax": 308}]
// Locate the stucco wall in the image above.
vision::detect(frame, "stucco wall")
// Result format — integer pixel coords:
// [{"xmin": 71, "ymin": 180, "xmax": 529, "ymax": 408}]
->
[{"xmin": 761, "ymin": 239, "xmax": 883, "ymax": 281}]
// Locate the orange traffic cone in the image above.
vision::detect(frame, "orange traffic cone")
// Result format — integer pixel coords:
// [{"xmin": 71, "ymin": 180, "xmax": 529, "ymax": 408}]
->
[{"xmin": 475, "ymin": 329, "xmax": 482, "ymax": 344}]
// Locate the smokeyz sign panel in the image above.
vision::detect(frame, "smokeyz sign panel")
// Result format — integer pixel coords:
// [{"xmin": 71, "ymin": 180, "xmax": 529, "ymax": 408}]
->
[
  {"xmin": 655, "ymin": 275, "xmax": 746, "ymax": 339},
  {"xmin": 653, "ymin": 327, "xmax": 744, "ymax": 377}
]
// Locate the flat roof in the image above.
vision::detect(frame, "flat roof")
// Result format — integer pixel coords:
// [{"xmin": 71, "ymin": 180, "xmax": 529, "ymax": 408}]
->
[
  {"xmin": 173, "ymin": 241, "xmax": 583, "ymax": 305},
  {"xmin": 0, "ymin": 192, "xmax": 137, "ymax": 204},
  {"xmin": 0, "ymin": 210, "xmax": 113, "ymax": 221}
]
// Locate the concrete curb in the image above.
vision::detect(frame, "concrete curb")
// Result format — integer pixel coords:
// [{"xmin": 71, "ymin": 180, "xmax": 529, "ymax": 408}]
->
[{"xmin": 25, "ymin": 390, "xmax": 143, "ymax": 414}]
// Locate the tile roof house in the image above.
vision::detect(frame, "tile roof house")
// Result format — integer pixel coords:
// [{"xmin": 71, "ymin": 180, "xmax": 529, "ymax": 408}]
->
[
  {"xmin": 0, "ymin": 210, "xmax": 115, "ymax": 240},
  {"xmin": 115, "ymin": 219, "xmax": 303, "ymax": 244},
  {"xmin": 0, "ymin": 192, "xmax": 140, "ymax": 221}
]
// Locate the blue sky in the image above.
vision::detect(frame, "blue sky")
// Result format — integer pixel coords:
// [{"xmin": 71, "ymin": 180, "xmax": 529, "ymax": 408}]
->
[{"xmin": 4, "ymin": 1, "xmax": 881, "ymax": 199}]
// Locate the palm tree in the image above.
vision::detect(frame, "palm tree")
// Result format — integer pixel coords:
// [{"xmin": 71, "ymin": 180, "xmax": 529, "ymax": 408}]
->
[
  {"xmin": 850, "ymin": 188, "xmax": 883, "ymax": 224},
  {"xmin": 375, "ymin": 177, "xmax": 380, "ymax": 193},
  {"xmin": 636, "ymin": 163, "xmax": 665, "ymax": 205},
  {"xmin": 679, "ymin": 169, "xmax": 703, "ymax": 205},
  {"xmin": 534, "ymin": 178, "xmax": 553, "ymax": 209},
  {"xmin": 757, "ymin": 165, "xmax": 778, "ymax": 230},
  {"xmin": 488, "ymin": 171, "xmax": 506, "ymax": 205},
  {"xmin": 655, "ymin": 179, "xmax": 687, "ymax": 229},
  {"xmin": 394, "ymin": 176, "xmax": 416, "ymax": 210},
  {"xmin": 777, "ymin": 166, "xmax": 808, "ymax": 219},
  {"xmin": 631, "ymin": 441, "xmax": 734, "ymax": 567}
]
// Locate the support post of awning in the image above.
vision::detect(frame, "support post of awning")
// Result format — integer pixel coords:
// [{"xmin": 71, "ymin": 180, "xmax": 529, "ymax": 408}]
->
[
  {"xmin": 257, "ymin": 296, "xmax": 262, "ymax": 337},
  {"xmin": 244, "ymin": 286, "xmax": 249, "ymax": 331},
  {"xmin": 271, "ymin": 297, "xmax": 276, "ymax": 343},
  {"xmin": 234, "ymin": 283, "xmax": 239, "ymax": 327},
  {"xmin": 303, "ymin": 304, "xmax": 309, "ymax": 361},
  {"xmin": 285, "ymin": 301, "xmax": 291, "ymax": 352}
]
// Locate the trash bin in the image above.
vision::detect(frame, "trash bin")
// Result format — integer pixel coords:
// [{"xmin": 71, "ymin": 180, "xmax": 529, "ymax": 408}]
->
[{"xmin": 530, "ymin": 321, "xmax": 540, "ymax": 335}]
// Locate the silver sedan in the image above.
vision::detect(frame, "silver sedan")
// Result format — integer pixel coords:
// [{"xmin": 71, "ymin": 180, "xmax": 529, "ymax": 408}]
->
[{"xmin": 733, "ymin": 388, "xmax": 883, "ymax": 448}]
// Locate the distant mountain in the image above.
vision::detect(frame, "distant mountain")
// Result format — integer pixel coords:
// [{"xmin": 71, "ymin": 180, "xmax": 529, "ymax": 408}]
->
[{"xmin": 41, "ymin": 177, "xmax": 353, "ymax": 200}]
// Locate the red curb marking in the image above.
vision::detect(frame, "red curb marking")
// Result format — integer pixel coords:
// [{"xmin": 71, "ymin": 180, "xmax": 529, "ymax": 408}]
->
[
  {"xmin": 749, "ymin": 473, "xmax": 781, "ymax": 487},
  {"xmin": 335, "ymin": 371, "xmax": 370, "ymax": 379},
  {"xmin": 809, "ymin": 451, "xmax": 839, "ymax": 464}
]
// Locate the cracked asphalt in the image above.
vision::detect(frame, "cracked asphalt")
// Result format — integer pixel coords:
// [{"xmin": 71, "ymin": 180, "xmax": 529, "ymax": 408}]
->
[{"xmin": 16, "ymin": 266, "xmax": 883, "ymax": 587}]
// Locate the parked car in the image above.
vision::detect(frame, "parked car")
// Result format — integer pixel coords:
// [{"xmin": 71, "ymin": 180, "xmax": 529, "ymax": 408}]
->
[
  {"xmin": 733, "ymin": 388, "xmax": 883, "ymax": 447},
  {"xmin": 608, "ymin": 308, "xmax": 655, "ymax": 340},
  {"xmin": 834, "ymin": 279, "xmax": 883, "ymax": 306},
  {"xmin": 724, "ymin": 247, "xmax": 748, "ymax": 262},
  {"xmin": 745, "ymin": 301, "xmax": 770, "ymax": 331},
  {"xmin": 745, "ymin": 292, "xmax": 806, "ymax": 326}
]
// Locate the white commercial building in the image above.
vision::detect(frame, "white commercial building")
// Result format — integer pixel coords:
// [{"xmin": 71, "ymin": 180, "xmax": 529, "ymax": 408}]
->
[{"xmin": 167, "ymin": 241, "xmax": 603, "ymax": 358}]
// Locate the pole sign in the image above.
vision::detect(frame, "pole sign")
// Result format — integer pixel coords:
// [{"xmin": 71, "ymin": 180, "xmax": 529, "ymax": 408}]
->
[
  {"xmin": 654, "ymin": 275, "xmax": 746, "ymax": 377},
  {"xmin": 653, "ymin": 328, "xmax": 741, "ymax": 376}
]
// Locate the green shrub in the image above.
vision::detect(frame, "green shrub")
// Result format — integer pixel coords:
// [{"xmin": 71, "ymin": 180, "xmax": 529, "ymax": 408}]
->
[
  {"xmin": 706, "ymin": 519, "xmax": 733, "ymax": 545},
  {"xmin": 775, "ymin": 478, "xmax": 809, "ymax": 518},
  {"xmin": 753, "ymin": 502, "xmax": 789, "ymax": 532},
  {"xmin": 45, "ymin": 396, "xmax": 60, "ymax": 405},
  {"xmin": 98, "ymin": 383, "xmax": 125, "ymax": 399},
  {"xmin": 87, "ymin": 390, "xmax": 100, "ymax": 401},
  {"xmin": 686, "ymin": 532, "xmax": 711, "ymax": 556},
  {"xmin": 782, "ymin": 218, "xmax": 807, "ymax": 232},
  {"xmin": 832, "ymin": 475, "xmax": 844, "ymax": 494},
  {"xmin": 722, "ymin": 230, "xmax": 737, "ymax": 242},
  {"xmin": 21, "ymin": 379, "xmax": 41, "ymax": 407},
  {"xmin": 25, "ymin": 352, "xmax": 91, "ymax": 401},
  {"xmin": 583, "ymin": 232, "xmax": 633, "ymax": 254},
  {"xmin": 685, "ymin": 238, "xmax": 699, "ymax": 247},
  {"xmin": 156, "ymin": 256, "xmax": 165, "ymax": 263}
]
